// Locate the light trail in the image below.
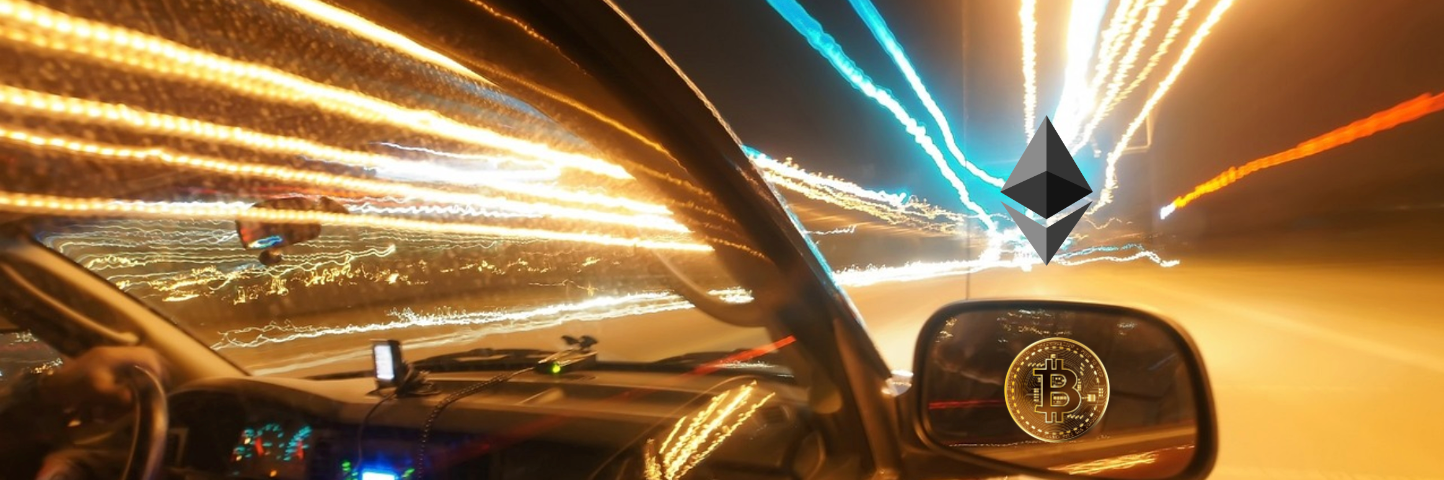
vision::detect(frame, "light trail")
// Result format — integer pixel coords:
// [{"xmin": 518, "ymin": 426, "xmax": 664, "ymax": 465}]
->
[
  {"xmin": 263, "ymin": 0, "xmax": 492, "ymax": 86},
  {"xmin": 847, "ymin": 0, "xmax": 1004, "ymax": 187},
  {"xmin": 1049, "ymin": 0, "xmax": 1109, "ymax": 139},
  {"xmin": 830, "ymin": 242, "xmax": 1178, "ymax": 288},
  {"xmin": 0, "ymin": 125, "xmax": 688, "ymax": 231},
  {"xmin": 0, "ymin": 0, "xmax": 630, "ymax": 179},
  {"xmin": 765, "ymin": 0, "xmax": 997, "ymax": 231},
  {"xmin": 647, "ymin": 382, "xmax": 774, "ymax": 480},
  {"xmin": 213, "ymin": 287, "xmax": 752, "ymax": 350},
  {"xmin": 0, "ymin": 192, "xmax": 713, "ymax": 252},
  {"xmin": 1072, "ymin": 0, "xmax": 1171, "ymax": 149},
  {"xmin": 1161, "ymin": 91, "xmax": 1444, "ymax": 218},
  {"xmin": 745, "ymin": 147, "xmax": 973, "ymax": 232},
  {"xmin": 1096, "ymin": 0, "xmax": 1236, "ymax": 210},
  {"xmin": 202, "ymin": 232, "xmax": 1175, "ymax": 360},
  {"xmin": 0, "ymin": 0, "xmax": 745, "ymax": 228},
  {"xmin": 0, "ymin": 82, "xmax": 721, "ymax": 232},
  {"xmin": 1063, "ymin": 0, "xmax": 1142, "ymax": 142},
  {"xmin": 372, "ymin": 142, "xmax": 563, "ymax": 183},
  {"xmin": 1020, "ymin": 0, "xmax": 1040, "ymax": 135},
  {"xmin": 1055, "ymin": 250, "xmax": 1179, "ymax": 267},
  {"xmin": 7, "ymin": 0, "xmax": 1195, "ymax": 380},
  {"xmin": 0, "ymin": 0, "xmax": 756, "ymax": 228},
  {"xmin": 41, "ymin": 222, "xmax": 608, "ymax": 305},
  {"xmin": 1104, "ymin": 0, "xmax": 1205, "ymax": 123},
  {"xmin": 0, "ymin": 84, "xmax": 421, "ymax": 176},
  {"xmin": 746, "ymin": 147, "xmax": 906, "ymax": 207},
  {"xmin": 808, "ymin": 225, "xmax": 858, "ymax": 236},
  {"xmin": 1056, "ymin": 452, "xmax": 1161, "ymax": 475},
  {"xmin": 213, "ymin": 291, "xmax": 688, "ymax": 349}
]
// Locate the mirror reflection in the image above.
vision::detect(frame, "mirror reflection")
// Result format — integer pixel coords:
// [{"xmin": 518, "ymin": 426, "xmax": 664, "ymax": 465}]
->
[
  {"xmin": 235, "ymin": 196, "xmax": 349, "ymax": 265},
  {"xmin": 920, "ymin": 304, "xmax": 1200, "ymax": 479}
]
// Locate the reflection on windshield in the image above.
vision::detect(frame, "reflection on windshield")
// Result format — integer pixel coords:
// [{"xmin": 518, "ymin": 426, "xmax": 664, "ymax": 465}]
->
[
  {"xmin": 644, "ymin": 381, "xmax": 776, "ymax": 480},
  {"xmin": 0, "ymin": 0, "xmax": 772, "ymax": 376}
]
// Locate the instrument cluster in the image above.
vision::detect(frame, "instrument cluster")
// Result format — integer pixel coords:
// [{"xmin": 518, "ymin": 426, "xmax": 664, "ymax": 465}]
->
[{"xmin": 228, "ymin": 419, "xmax": 313, "ymax": 479}]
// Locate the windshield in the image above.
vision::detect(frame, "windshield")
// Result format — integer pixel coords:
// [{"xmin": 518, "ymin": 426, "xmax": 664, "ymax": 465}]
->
[{"xmin": 0, "ymin": 0, "xmax": 779, "ymax": 377}]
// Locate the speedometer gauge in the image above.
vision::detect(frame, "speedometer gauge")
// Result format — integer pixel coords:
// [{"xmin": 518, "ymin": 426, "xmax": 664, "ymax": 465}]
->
[
  {"xmin": 231, "ymin": 421, "xmax": 312, "ymax": 479},
  {"xmin": 283, "ymin": 425, "xmax": 313, "ymax": 462},
  {"xmin": 232, "ymin": 423, "xmax": 285, "ymax": 463}
]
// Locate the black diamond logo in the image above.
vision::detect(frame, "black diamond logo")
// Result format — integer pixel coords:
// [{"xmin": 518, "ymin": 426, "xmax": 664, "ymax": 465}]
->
[{"xmin": 1002, "ymin": 118, "xmax": 1092, "ymax": 264}]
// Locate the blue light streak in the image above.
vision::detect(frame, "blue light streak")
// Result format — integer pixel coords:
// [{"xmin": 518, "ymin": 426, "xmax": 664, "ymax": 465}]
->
[
  {"xmin": 765, "ymin": 0, "xmax": 996, "ymax": 231},
  {"xmin": 845, "ymin": 0, "xmax": 1004, "ymax": 188}
]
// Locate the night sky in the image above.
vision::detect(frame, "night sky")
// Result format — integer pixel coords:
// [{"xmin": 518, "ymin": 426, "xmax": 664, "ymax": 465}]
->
[{"xmin": 616, "ymin": 0, "xmax": 1444, "ymax": 248}]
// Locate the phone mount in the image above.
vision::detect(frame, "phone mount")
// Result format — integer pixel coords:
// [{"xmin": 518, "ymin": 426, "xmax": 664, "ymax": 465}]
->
[{"xmin": 371, "ymin": 339, "xmax": 436, "ymax": 397}]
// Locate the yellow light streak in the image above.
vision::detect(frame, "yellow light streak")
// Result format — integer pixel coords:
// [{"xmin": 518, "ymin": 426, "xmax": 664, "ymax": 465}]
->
[
  {"xmin": 0, "ymin": 84, "xmax": 396, "ymax": 169},
  {"xmin": 1073, "ymin": 0, "xmax": 1170, "ymax": 148},
  {"xmin": 1050, "ymin": 0, "xmax": 1109, "ymax": 138},
  {"xmin": 0, "ymin": 0, "xmax": 746, "ymax": 230},
  {"xmin": 1020, "ymin": 0, "xmax": 1039, "ymax": 134},
  {"xmin": 647, "ymin": 382, "xmax": 774, "ymax": 480},
  {"xmin": 748, "ymin": 151, "xmax": 970, "ymax": 232},
  {"xmin": 1068, "ymin": 0, "xmax": 1143, "ymax": 140},
  {"xmin": 263, "ymin": 0, "xmax": 492, "ymax": 86},
  {"xmin": 0, "ymin": 84, "xmax": 684, "ymax": 222},
  {"xmin": 0, "ymin": 125, "xmax": 686, "ymax": 231},
  {"xmin": 1056, "ymin": 451, "xmax": 1160, "ymax": 475},
  {"xmin": 1096, "ymin": 0, "xmax": 1236, "ymax": 209},
  {"xmin": 0, "ymin": 191, "xmax": 712, "ymax": 252},
  {"xmin": 1105, "ymin": 0, "xmax": 1205, "ymax": 123},
  {"xmin": 0, "ymin": 0, "xmax": 631, "ymax": 180}
]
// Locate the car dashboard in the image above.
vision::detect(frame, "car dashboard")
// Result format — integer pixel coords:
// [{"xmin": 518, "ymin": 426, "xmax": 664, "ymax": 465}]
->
[{"xmin": 165, "ymin": 370, "xmax": 822, "ymax": 480}]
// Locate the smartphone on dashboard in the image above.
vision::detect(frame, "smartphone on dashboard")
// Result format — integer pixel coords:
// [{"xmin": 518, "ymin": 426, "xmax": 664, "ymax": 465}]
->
[{"xmin": 372, "ymin": 339, "xmax": 406, "ymax": 389}]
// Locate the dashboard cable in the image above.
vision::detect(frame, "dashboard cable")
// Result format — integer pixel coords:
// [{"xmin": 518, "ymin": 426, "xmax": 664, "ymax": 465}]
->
[
  {"xmin": 356, "ymin": 367, "xmax": 436, "ymax": 470},
  {"xmin": 414, "ymin": 367, "xmax": 531, "ymax": 478},
  {"xmin": 356, "ymin": 390, "xmax": 397, "ymax": 472}
]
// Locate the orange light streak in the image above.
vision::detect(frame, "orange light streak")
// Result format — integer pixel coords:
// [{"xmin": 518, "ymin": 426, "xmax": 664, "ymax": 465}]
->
[
  {"xmin": 1162, "ymin": 91, "xmax": 1444, "ymax": 217},
  {"xmin": 1096, "ymin": 0, "xmax": 1235, "ymax": 209}
]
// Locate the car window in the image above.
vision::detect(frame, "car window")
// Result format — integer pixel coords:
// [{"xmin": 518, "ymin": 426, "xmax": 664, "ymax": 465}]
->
[
  {"xmin": 0, "ymin": 330, "xmax": 63, "ymax": 381},
  {"xmin": 0, "ymin": 0, "xmax": 784, "ymax": 378}
]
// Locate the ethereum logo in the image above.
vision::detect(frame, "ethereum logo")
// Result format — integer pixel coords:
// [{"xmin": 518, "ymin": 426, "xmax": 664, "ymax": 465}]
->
[{"xmin": 1002, "ymin": 118, "xmax": 1092, "ymax": 264}]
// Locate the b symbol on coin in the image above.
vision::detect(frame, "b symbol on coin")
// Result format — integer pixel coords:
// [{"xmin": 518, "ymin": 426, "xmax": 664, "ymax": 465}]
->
[{"xmin": 1003, "ymin": 337, "xmax": 1110, "ymax": 442}]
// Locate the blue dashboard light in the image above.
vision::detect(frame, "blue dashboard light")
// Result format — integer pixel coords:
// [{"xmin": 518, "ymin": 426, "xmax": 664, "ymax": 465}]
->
[{"xmin": 360, "ymin": 471, "xmax": 398, "ymax": 480}]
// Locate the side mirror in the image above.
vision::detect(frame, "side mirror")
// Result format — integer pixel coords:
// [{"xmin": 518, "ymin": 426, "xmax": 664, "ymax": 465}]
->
[
  {"xmin": 235, "ymin": 196, "xmax": 349, "ymax": 265},
  {"xmin": 911, "ymin": 300, "xmax": 1216, "ymax": 480}
]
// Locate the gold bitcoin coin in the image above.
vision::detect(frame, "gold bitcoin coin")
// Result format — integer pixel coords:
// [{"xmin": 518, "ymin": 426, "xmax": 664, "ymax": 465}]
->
[{"xmin": 1003, "ymin": 337, "xmax": 1110, "ymax": 442}]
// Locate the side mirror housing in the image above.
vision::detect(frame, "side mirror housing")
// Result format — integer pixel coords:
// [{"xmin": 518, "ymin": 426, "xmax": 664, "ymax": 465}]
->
[{"xmin": 909, "ymin": 299, "xmax": 1216, "ymax": 480}]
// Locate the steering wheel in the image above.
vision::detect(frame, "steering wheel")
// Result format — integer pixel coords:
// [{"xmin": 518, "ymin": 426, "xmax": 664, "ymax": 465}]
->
[{"xmin": 121, "ymin": 365, "xmax": 168, "ymax": 480}]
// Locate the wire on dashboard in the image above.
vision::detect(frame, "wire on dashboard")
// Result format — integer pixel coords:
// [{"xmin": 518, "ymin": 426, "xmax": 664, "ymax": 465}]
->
[
  {"xmin": 356, "ymin": 390, "xmax": 398, "ymax": 472},
  {"xmin": 413, "ymin": 368, "xmax": 530, "ymax": 478}
]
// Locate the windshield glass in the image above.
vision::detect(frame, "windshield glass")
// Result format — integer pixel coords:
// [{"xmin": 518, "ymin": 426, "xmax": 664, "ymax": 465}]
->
[{"xmin": 0, "ymin": 0, "xmax": 779, "ymax": 377}]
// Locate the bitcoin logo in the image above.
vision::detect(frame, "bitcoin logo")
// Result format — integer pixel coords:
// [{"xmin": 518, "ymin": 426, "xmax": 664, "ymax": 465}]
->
[{"xmin": 1003, "ymin": 337, "xmax": 1109, "ymax": 442}]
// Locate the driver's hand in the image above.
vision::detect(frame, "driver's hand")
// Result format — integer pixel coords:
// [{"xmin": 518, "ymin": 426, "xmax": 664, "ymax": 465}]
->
[
  {"xmin": 33, "ymin": 446, "xmax": 123, "ymax": 480},
  {"xmin": 40, "ymin": 346, "xmax": 168, "ymax": 414}
]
